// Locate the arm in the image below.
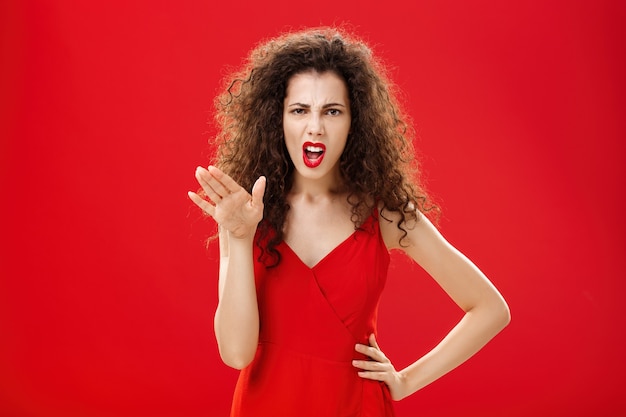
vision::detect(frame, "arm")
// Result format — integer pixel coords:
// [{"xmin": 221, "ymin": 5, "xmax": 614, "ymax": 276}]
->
[
  {"xmin": 354, "ymin": 209, "xmax": 510, "ymax": 400},
  {"xmin": 213, "ymin": 227, "xmax": 260, "ymax": 369},
  {"xmin": 188, "ymin": 166, "xmax": 266, "ymax": 369}
]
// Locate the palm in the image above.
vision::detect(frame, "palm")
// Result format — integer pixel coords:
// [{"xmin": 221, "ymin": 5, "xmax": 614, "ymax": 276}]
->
[
  {"xmin": 189, "ymin": 166, "xmax": 266, "ymax": 239},
  {"xmin": 212, "ymin": 187, "xmax": 264, "ymax": 238}
]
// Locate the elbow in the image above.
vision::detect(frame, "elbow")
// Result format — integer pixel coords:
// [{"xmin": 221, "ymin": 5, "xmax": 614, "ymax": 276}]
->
[
  {"xmin": 218, "ymin": 344, "xmax": 257, "ymax": 370},
  {"xmin": 214, "ymin": 314, "xmax": 259, "ymax": 370},
  {"xmin": 220, "ymin": 349, "xmax": 256, "ymax": 370},
  {"xmin": 222, "ymin": 355, "xmax": 254, "ymax": 370},
  {"xmin": 485, "ymin": 288, "xmax": 511, "ymax": 331},
  {"xmin": 469, "ymin": 294, "xmax": 510, "ymax": 332},
  {"xmin": 494, "ymin": 296, "xmax": 511, "ymax": 331}
]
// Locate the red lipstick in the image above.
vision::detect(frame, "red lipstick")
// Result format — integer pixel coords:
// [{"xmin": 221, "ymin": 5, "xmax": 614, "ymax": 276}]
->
[{"xmin": 302, "ymin": 142, "xmax": 326, "ymax": 168}]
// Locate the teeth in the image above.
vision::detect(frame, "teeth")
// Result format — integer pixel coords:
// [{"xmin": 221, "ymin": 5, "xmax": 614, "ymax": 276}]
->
[{"xmin": 305, "ymin": 146, "xmax": 324, "ymax": 152}]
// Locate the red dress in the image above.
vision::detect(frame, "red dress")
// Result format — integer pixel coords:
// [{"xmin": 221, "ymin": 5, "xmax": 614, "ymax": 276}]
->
[{"xmin": 230, "ymin": 214, "xmax": 395, "ymax": 417}]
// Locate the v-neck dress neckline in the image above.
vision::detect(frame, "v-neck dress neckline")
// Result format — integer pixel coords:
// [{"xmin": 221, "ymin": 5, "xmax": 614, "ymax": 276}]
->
[
  {"xmin": 280, "ymin": 214, "xmax": 376, "ymax": 270},
  {"xmin": 280, "ymin": 229, "xmax": 359, "ymax": 270}
]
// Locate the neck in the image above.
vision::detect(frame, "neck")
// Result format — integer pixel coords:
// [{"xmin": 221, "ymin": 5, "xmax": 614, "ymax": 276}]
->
[{"xmin": 289, "ymin": 170, "xmax": 346, "ymax": 201}]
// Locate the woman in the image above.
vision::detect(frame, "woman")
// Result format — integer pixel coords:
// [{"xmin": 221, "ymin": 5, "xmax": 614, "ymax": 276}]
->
[{"xmin": 188, "ymin": 27, "xmax": 510, "ymax": 417}]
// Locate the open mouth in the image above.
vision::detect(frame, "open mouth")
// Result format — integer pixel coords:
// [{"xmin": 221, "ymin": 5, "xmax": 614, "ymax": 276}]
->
[{"xmin": 302, "ymin": 142, "xmax": 326, "ymax": 168}]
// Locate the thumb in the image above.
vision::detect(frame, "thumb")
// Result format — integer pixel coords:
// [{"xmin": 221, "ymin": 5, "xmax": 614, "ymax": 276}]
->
[
  {"xmin": 251, "ymin": 176, "xmax": 266, "ymax": 207},
  {"xmin": 369, "ymin": 333, "xmax": 379, "ymax": 349}
]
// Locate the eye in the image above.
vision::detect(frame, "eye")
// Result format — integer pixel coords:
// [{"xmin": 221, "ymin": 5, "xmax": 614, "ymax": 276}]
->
[
  {"xmin": 291, "ymin": 108, "xmax": 306, "ymax": 115},
  {"xmin": 326, "ymin": 108, "xmax": 342, "ymax": 116}
]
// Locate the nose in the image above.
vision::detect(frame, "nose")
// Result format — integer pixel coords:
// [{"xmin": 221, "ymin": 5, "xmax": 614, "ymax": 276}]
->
[{"xmin": 307, "ymin": 114, "xmax": 324, "ymax": 136}]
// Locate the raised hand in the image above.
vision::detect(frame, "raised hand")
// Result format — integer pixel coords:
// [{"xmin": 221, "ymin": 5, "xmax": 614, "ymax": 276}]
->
[
  {"xmin": 353, "ymin": 333, "xmax": 410, "ymax": 401},
  {"xmin": 188, "ymin": 166, "xmax": 266, "ymax": 239}
]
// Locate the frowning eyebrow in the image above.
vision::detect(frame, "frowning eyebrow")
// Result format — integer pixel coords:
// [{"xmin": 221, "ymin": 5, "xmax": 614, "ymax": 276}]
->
[{"xmin": 287, "ymin": 102, "xmax": 347, "ymax": 108}]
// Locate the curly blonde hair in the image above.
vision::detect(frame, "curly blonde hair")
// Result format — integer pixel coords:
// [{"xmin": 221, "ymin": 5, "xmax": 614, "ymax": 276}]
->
[{"xmin": 211, "ymin": 27, "xmax": 438, "ymax": 266}]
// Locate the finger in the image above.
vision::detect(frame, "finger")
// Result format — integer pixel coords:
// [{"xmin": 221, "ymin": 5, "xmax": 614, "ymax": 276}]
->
[
  {"xmin": 188, "ymin": 191, "xmax": 216, "ymax": 217},
  {"xmin": 208, "ymin": 165, "xmax": 245, "ymax": 194},
  {"xmin": 357, "ymin": 371, "xmax": 387, "ymax": 382},
  {"xmin": 194, "ymin": 167, "xmax": 221, "ymax": 201},
  {"xmin": 352, "ymin": 359, "xmax": 387, "ymax": 371},
  {"xmin": 355, "ymin": 344, "xmax": 378, "ymax": 359},
  {"xmin": 251, "ymin": 176, "xmax": 266, "ymax": 208},
  {"xmin": 197, "ymin": 167, "xmax": 231, "ymax": 200},
  {"xmin": 369, "ymin": 333, "xmax": 380, "ymax": 350},
  {"xmin": 355, "ymin": 343, "xmax": 387, "ymax": 363}
]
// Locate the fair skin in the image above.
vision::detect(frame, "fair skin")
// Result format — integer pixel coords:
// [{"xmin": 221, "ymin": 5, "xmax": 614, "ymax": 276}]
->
[
  {"xmin": 188, "ymin": 70, "xmax": 510, "ymax": 399},
  {"xmin": 281, "ymin": 71, "xmax": 354, "ymax": 266}
]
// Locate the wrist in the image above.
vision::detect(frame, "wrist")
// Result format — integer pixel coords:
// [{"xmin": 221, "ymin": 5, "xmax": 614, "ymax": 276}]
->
[
  {"xmin": 395, "ymin": 368, "xmax": 413, "ymax": 400},
  {"xmin": 227, "ymin": 228, "xmax": 256, "ymax": 244}
]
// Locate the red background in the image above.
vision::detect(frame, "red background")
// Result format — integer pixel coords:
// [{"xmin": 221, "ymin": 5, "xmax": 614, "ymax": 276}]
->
[{"xmin": 1, "ymin": 1, "xmax": 625, "ymax": 416}]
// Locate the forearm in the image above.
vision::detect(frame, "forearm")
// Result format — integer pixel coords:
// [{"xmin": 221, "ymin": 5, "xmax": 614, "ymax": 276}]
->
[
  {"xmin": 399, "ymin": 301, "xmax": 510, "ymax": 397},
  {"xmin": 214, "ymin": 232, "xmax": 259, "ymax": 369}
]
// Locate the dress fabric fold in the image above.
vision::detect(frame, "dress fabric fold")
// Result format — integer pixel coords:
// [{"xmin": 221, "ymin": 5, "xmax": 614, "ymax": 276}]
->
[{"xmin": 230, "ymin": 214, "xmax": 395, "ymax": 417}]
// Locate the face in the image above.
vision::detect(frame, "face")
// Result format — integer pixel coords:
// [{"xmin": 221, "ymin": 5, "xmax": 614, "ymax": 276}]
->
[{"xmin": 283, "ymin": 71, "xmax": 351, "ymax": 185}]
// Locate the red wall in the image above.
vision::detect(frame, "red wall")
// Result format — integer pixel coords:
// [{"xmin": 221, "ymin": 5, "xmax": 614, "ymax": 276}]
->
[{"xmin": 1, "ymin": 1, "xmax": 624, "ymax": 416}]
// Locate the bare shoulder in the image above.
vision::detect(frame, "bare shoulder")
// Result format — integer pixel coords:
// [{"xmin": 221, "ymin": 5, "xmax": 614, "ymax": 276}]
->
[
  {"xmin": 378, "ymin": 203, "xmax": 447, "ymax": 261},
  {"xmin": 378, "ymin": 200, "xmax": 436, "ymax": 239},
  {"xmin": 378, "ymin": 205, "xmax": 405, "ymax": 250}
]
